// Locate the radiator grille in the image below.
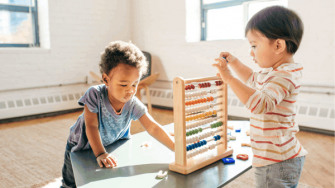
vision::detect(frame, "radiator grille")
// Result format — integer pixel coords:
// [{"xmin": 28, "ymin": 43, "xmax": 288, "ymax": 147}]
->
[{"xmin": 0, "ymin": 84, "xmax": 90, "ymax": 119}]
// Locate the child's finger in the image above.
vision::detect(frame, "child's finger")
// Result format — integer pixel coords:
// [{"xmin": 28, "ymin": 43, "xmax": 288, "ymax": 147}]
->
[
  {"xmin": 107, "ymin": 157, "xmax": 117, "ymax": 167},
  {"xmin": 98, "ymin": 160, "xmax": 103, "ymax": 168},
  {"xmin": 112, "ymin": 156, "xmax": 118, "ymax": 165},
  {"xmin": 107, "ymin": 155, "xmax": 118, "ymax": 167},
  {"xmin": 102, "ymin": 159, "xmax": 109, "ymax": 168},
  {"xmin": 105, "ymin": 158, "xmax": 114, "ymax": 168},
  {"xmin": 220, "ymin": 52, "xmax": 229, "ymax": 58},
  {"xmin": 111, "ymin": 158, "xmax": 117, "ymax": 167}
]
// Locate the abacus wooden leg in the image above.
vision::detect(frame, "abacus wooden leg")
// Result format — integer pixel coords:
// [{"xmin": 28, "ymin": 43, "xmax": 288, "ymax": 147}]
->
[{"xmin": 169, "ymin": 148, "xmax": 233, "ymax": 174}]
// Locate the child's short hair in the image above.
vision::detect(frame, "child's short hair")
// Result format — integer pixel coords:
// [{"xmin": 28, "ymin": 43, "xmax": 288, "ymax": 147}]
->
[
  {"xmin": 99, "ymin": 41, "xmax": 148, "ymax": 76},
  {"xmin": 245, "ymin": 6, "xmax": 303, "ymax": 54}
]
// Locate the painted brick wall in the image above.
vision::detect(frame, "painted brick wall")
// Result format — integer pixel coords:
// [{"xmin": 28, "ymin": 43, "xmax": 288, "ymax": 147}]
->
[{"xmin": 0, "ymin": 0, "xmax": 132, "ymax": 91}]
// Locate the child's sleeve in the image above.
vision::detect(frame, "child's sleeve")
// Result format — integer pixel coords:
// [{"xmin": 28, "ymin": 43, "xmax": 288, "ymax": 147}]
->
[
  {"xmin": 245, "ymin": 72, "xmax": 258, "ymax": 88},
  {"xmin": 131, "ymin": 97, "xmax": 148, "ymax": 120},
  {"xmin": 78, "ymin": 86, "xmax": 99, "ymax": 113},
  {"xmin": 245, "ymin": 73, "xmax": 297, "ymax": 114}
]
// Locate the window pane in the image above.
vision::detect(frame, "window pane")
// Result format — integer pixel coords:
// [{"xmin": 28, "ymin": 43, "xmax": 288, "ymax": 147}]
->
[
  {"xmin": 207, "ymin": 5, "xmax": 244, "ymax": 40},
  {"xmin": 203, "ymin": 0, "xmax": 231, "ymax": 4},
  {"xmin": 0, "ymin": 0, "xmax": 32, "ymax": 6},
  {"xmin": 0, "ymin": 10, "xmax": 33, "ymax": 44}
]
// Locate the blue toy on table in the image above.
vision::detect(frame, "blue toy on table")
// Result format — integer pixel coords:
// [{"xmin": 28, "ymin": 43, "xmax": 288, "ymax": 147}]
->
[{"xmin": 222, "ymin": 157, "xmax": 235, "ymax": 164}]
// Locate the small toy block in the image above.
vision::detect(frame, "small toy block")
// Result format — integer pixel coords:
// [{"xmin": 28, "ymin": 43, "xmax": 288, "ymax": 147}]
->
[
  {"xmin": 246, "ymin": 130, "xmax": 250, "ymax": 136},
  {"xmin": 156, "ymin": 170, "xmax": 168, "ymax": 179},
  {"xmin": 237, "ymin": 154, "xmax": 249, "ymax": 160},
  {"xmin": 228, "ymin": 135, "xmax": 236, "ymax": 141},
  {"xmin": 222, "ymin": 157, "xmax": 235, "ymax": 164},
  {"xmin": 235, "ymin": 128, "xmax": 241, "ymax": 133},
  {"xmin": 241, "ymin": 143, "xmax": 251, "ymax": 147}
]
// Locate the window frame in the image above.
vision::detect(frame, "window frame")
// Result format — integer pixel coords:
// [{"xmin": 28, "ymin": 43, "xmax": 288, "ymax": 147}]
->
[
  {"xmin": 0, "ymin": 0, "xmax": 39, "ymax": 47},
  {"xmin": 200, "ymin": 0, "xmax": 265, "ymax": 41}
]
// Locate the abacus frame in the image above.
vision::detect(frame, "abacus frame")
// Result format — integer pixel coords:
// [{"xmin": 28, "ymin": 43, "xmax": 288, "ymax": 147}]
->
[{"xmin": 169, "ymin": 76, "xmax": 233, "ymax": 174}]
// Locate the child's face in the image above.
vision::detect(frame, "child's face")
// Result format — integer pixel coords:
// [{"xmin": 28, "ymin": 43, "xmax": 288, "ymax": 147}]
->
[
  {"xmin": 103, "ymin": 63, "xmax": 141, "ymax": 105},
  {"xmin": 246, "ymin": 30, "xmax": 278, "ymax": 68}
]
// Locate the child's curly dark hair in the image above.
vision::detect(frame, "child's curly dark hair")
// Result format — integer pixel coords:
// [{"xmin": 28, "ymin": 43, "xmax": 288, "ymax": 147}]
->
[{"xmin": 99, "ymin": 41, "xmax": 148, "ymax": 77}]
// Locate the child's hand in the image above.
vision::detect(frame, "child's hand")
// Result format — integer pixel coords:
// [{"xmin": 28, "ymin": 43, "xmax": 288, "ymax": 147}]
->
[
  {"xmin": 96, "ymin": 152, "xmax": 118, "ymax": 168},
  {"xmin": 213, "ymin": 56, "xmax": 234, "ymax": 83},
  {"xmin": 219, "ymin": 52, "xmax": 238, "ymax": 65}
]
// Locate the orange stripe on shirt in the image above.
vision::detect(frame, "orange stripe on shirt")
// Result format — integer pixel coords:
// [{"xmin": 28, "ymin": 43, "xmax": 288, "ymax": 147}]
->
[
  {"xmin": 265, "ymin": 112, "xmax": 296, "ymax": 117},
  {"xmin": 250, "ymin": 117, "xmax": 293, "ymax": 124},
  {"xmin": 288, "ymin": 145, "xmax": 302, "ymax": 160},
  {"xmin": 253, "ymin": 131, "xmax": 298, "ymax": 138},
  {"xmin": 251, "ymin": 137, "xmax": 294, "ymax": 147},
  {"xmin": 252, "ymin": 144, "xmax": 296, "ymax": 155},
  {"xmin": 251, "ymin": 124, "xmax": 294, "ymax": 131},
  {"xmin": 283, "ymin": 99, "xmax": 296, "ymax": 103},
  {"xmin": 254, "ymin": 155, "xmax": 282, "ymax": 162},
  {"xmin": 276, "ymin": 105, "xmax": 292, "ymax": 112},
  {"xmin": 287, "ymin": 67, "xmax": 303, "ymax": 72}
]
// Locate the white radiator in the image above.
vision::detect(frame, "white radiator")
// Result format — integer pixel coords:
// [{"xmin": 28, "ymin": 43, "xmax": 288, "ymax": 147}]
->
[
  {"xmin": 0, "ymin": 84, "xmax": 91, "ymax": 120},
  {"xmin": 140, "ymin": 87, "xmax": 335, "ymax": 132}
]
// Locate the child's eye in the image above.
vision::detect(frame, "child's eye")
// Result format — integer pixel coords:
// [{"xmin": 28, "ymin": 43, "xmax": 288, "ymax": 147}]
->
[
  {"xmin": 251, "ymin": 46, "xmax": 256, "ymax": 49},
  {"xmin": 120, "ymin": 85, "xmax": 127, "ymax": 87}
]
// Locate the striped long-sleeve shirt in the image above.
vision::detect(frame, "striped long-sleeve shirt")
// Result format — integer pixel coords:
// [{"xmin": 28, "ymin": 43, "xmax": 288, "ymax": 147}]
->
[{"xmin": 245, "ymin": 62, "xmax": 308, "ymax": 167}]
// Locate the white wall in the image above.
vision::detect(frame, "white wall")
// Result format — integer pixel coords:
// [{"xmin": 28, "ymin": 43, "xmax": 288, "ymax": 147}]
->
[
  {"xmin": 0, "ymin": 0, "xmax": 132, "ymax": 91},
  {"xmin": 0, "ymin": 0, "xmax": 334, "ymax": 128},
  {"xmin": 1, "ymin": 0, "xmax": 333, "ymax": 92},
  {"xmin": 131, "ymin": 0, "xmax": 335, "ymax": 89}
]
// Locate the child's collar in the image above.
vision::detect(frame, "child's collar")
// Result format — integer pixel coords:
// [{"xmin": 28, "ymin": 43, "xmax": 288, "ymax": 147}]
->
[
  {"xmin": 259, "ymin": 62, "xmax": 301, "ymax": 73},
  {"xmin": 259, "ymin": 67, "xmax": 273, "ymax": 73}
]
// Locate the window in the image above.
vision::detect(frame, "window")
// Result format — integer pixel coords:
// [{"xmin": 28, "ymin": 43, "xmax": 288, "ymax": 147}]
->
[
  {"xmin": 0, "ymin": 0, "xmax": 39, "ymax": 47},
  {"xmin": 199, "ymin": 0, "xmax": 287, "ymax": 41}
]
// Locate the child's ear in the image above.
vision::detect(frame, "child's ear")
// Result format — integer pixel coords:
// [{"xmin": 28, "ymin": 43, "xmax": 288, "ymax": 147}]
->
[
  {"xmin": 275, "ymin": 39, "xmax": 286, "ymax": 54},
  {"xmin": 102, "ymin": 73, "xmax": 109, "ymax": 85}
]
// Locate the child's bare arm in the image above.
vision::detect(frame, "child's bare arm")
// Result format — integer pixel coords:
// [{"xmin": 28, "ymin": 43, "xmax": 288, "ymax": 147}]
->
[
  {"xmin": 220, "ymin": 52, "xmax": 253, "ymax": 83},
  {"xmin": 84, "ymin": 105, "xmax": 117, "ymax": 168},
  {"xmin": 139, "ymin": 113, "xmax": 175, "ymax": 151}
]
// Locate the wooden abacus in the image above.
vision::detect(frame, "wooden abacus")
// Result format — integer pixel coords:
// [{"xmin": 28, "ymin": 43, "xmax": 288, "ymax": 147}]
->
[{"xmin": 169, "ymin": 76, "xmax": 233, "ymax": 174}]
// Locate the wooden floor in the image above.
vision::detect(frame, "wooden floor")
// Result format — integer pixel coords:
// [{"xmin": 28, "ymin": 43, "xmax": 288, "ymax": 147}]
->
[{"xmin": 0, "ymin": 107, "xmax": 334, "ymax": 188}]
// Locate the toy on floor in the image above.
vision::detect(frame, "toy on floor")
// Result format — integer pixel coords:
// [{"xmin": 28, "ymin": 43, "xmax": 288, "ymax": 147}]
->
[
  {"xmin": 236, "ymin": 154, "xmax": 249, "ymax": 160},
  {"xmin": 169, "ymin": 76, "xmax": 233, "ymax": 174},
  {"xmin": 241, "ymin": 143, "xmax": 251, "ymax": 147},
  {"xmin": 140, "ymin": 141, "xmax": 152, "ymax": 148},
  {"xmin": 246, "ymin": 130, "xmax": 250, "ymax": 136},
  {"xmin": 222, "ymin": 157, "xmax": 235, "ymax": 164},
  {"xmin": 156, "ymin": 170, "xmax": 168, "ymax": 179}
]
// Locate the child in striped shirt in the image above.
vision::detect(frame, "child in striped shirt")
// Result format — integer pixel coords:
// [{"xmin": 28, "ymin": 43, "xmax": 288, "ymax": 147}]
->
[{"xmin": 213, "ymin": 6, "xmax": 307, "ymax": 188}]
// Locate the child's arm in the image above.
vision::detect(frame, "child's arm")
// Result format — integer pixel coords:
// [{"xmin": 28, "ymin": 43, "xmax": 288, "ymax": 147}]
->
[
  {"xmin": 139, "ymin": 113, "xmax": 175, "ymax": 151},
  {"xmin": 84, "ymin": 105, "xmax": 117, "ymax": 168},
  {"xmin": 213, "ymin": 57, "xmax": 256, "ymax": 104},
  {"xmin": 220, "ymin": 52, "xmax": 253, "ymax": 83}
]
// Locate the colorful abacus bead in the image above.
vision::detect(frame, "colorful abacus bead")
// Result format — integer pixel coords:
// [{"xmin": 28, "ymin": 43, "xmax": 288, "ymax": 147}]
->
[
  {"xmin": 215, "ymin": 81, "xmax": 223, "ymax": 86},
  {"xmin": 185, "ymin": 84, "xmax": 195, "ymax": 90}
]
